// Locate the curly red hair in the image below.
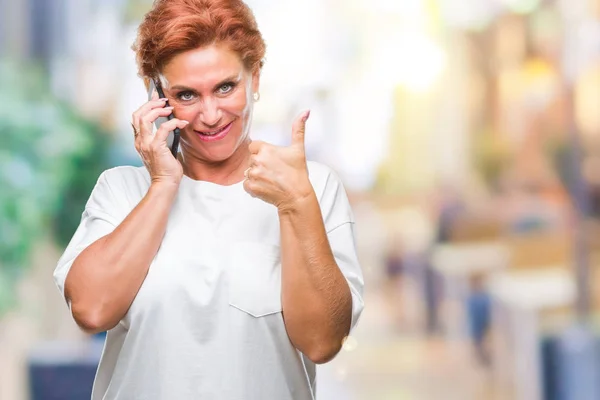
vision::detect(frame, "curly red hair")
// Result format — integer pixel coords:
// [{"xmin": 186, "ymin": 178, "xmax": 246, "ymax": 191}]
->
[{"xmin": 133, "ymin": 0, "xmax": 266, "ymax": 80}]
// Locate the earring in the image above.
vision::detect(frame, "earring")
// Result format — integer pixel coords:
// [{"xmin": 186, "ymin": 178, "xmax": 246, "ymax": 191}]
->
[{"xmin": 253, "ymin": 92, "xmax": 260, "ymax": 102}]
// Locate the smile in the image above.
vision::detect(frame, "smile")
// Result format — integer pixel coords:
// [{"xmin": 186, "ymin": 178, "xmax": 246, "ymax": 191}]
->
[{"xmin": 194, "ymin": 121, "xmax": 234, "ymax": 142}]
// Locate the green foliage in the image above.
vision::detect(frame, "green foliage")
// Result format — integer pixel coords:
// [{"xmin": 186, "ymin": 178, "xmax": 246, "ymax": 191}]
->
[
  {"xmin": 0, "ymin": 61, "xmax": 110, "ymax": 315},
  {"xmin": 123, "ymin": 0, "xmax": 153, "ymax": 24}
]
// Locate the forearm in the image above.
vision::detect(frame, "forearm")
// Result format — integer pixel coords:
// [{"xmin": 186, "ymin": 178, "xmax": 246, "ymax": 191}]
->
[
  {"xmin": 279, "ymin": 191, "xmax": 352, "ymax": 364},
  {"xmin": 66, "ymin": 182, "xmax": 178, "ymax": 333}
]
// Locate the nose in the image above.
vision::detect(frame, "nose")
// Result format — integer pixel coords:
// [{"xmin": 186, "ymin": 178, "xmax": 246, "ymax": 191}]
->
[{"xmin": 197, "ymin": 97, "xmax": 222, "ymax": 128}]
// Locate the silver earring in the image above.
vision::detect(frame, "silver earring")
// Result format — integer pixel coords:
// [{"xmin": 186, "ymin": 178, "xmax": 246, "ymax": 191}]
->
[{"xmin": 253, "ymin": 92, "xmax": 260, "ymax": 102}]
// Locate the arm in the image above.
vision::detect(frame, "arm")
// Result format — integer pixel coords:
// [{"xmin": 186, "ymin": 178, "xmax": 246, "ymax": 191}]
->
[
  {"xmin": 64, "ymin": 92, "xmax": 189, "ymax": 334},
  {"xmin": 243, "ymin": 111, "xmax": 363, "ymax": 364},
  {"xmin": 279, "ymin": 191, "xmax": 352, "ymax": 364},
  {"xmin": 65, "ymin": 182, "xmax": 178, "ymax": 334}
]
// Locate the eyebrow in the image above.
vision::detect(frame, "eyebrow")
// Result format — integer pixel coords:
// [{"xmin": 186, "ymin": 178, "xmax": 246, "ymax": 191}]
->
[{"xmin": 169, "ymin": 75, "xmax": 242, "ymax": 92}]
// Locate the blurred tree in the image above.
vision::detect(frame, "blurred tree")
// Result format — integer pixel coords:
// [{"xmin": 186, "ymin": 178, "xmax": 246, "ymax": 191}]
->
[
  {"xmin": 0, "ymin": 61, "xmax": 111, "ymax": 316},
  {"xmin": 123, "ymin": 0, "xmax": 153, "ymax": 24}
]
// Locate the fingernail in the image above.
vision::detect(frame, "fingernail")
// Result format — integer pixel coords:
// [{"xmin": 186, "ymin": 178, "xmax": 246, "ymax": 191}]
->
[
  {"xmin": 159, "ymin": 98, "xmax": 168, "ymax": 102},
  {"xmin": 302, "ymin": 110, "xmax": 311, "ymax": 122},
  {"xmin": 165, "ymin": 106, "xmax": 174, "ymax": 110}
]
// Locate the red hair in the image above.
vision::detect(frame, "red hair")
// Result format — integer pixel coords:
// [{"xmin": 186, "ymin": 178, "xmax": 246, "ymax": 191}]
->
[{"xmin": 133, "ymin": 0, "xmax": 266, "ymax": 80}]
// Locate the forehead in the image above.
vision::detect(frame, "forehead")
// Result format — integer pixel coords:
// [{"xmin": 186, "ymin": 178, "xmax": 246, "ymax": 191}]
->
[{"xmin": 162, "ymin": 44, "xmax": 245, "ymax": 87}]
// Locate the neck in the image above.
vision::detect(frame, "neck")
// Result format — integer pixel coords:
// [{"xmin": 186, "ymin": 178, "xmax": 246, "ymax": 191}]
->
[{"xmin": 180, "ymin": 140, "xmax": 250, "ymax": 185}]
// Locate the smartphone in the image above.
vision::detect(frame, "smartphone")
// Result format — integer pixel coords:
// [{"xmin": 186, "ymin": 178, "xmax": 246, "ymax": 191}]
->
[{"xmin": 147, "ymin": 79, "xmax": 181, "ymax": 157}]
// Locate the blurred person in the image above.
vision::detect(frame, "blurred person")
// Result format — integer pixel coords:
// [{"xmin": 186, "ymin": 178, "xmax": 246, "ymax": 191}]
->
[
  {"xmin": 382, "ymin": 234, "xmax": 406, "ymax": 330},
  {"xmin": 591, "ymin": 182, "xmax": 600, "ymax": 218},
  {"xmin": 466, "ymin": 273, "xmax": 491, "ymax": 366},
  {"xmin": 434, "ymin": 183, "xmax": 466, "ymax": 243},
  {"xmin": 384, "ymin": 234, "xmax": 405, "ymax": 281},
  {"xmin": 52, "ymin": 1, "xmax": 364, "ymax": 399}
]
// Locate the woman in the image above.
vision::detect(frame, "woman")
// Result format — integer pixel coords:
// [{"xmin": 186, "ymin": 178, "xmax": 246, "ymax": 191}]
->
[{"xmin": 53, "ymin": 0, "xmax": 364, "ymax": 399}]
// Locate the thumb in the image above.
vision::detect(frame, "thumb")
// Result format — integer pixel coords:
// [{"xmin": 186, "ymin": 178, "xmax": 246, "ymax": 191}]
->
[{"xmin": 291, "ymin": 110, "xmax": 310, "ymax": 148}]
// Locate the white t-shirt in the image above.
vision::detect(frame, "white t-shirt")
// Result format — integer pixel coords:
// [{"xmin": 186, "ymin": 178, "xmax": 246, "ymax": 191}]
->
[{"xmin": 53, "ymin": 161, "xmax": 364, "ymax": 400}]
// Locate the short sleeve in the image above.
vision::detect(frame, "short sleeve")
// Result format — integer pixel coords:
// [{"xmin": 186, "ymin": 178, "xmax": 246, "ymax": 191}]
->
[
  {"xmin": 327, "ymin": 222, "xmax": 364, "ymax": 331},
  {"xmin": 53, "ymin": 170, "xmax": 123, "ymax": 303},
  {"xmin": 316, "ymin": 167, "xmax": 356, "ymax": 234},
  {"xmin": 314, "ymin": 165, "xmax": 364, "ymax": 331}
]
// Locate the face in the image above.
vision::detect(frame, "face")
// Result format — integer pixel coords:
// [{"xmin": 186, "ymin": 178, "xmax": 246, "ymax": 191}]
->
[{"xmin": 160, "ymin": 43, "xmax": 260, "ymax": 164}]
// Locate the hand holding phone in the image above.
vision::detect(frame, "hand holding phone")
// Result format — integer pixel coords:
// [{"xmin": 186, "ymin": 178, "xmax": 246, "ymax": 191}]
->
[
  {"xmin": 148, "ymin": 79, "xmax": 181, "ymax": 157},
  {"xmin": 132, "ymin": 80, "xmax": 188, "ymax": 186}
]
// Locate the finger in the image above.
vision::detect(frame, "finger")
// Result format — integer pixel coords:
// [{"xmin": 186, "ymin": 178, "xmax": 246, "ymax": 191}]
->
[
  {"xmin": 291, "ymin": 110, "xmax": 310, "ymax": 148},
  {"xmin": 138, "ymin": 106, "xmax": 175, "ymax": 139},
  {"xmin": 133, "ymin": 123, "xmax": 142, "ymax": 144},
  {"xmin": 131, "ymin": 122, "xmax": 139, "ymax": 137},
  {"xmin": 249, "ymin": 154, "xmax": 261, "ymax": 168},
  {"xmin": 141, "ymin": 106, "xmax": 174, "ymax": 127},
  {"xmin": 243, "ymin": 179, "xmax": 257, "ymax": 198},
  {"xmin": 135, "ymin": 128, "xmax": 145, "ymax": 150},
  {"xmin": 133, "ymin": 98, "xmax": 168, "ymax": 119},
  {"xmin": 154, "ymin": 118, "xmax": 190, "ymax": 143},
  {"xmin": 132, "ymin": 98, "xmax": 169, "ymax": 126}
]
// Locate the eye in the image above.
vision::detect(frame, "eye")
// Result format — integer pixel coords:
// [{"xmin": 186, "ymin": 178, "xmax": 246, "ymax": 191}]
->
[
  {"xmin": 177, "ymin": 91, "xmax": 196, "ymax": 102},
  {"xmin": 217, "ymin": 82, "xmax": 236, "ymax": 95}
]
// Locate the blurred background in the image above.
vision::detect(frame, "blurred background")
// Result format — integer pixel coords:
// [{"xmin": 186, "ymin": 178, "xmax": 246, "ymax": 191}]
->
[{"xmin": 1, "ymin": 0, "xmax": 600, "ymax": 399}]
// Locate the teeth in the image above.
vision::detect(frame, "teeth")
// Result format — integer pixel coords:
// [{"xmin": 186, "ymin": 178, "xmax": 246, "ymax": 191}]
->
[{"xmin": 201, "ymin": 125, "xmax": 227, "ymax": 136}]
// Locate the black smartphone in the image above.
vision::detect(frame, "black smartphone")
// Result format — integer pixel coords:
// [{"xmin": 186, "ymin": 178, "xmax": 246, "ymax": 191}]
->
[{"xmin": 147, "ymin": 79, "xmax": 181, "ymax": 157}]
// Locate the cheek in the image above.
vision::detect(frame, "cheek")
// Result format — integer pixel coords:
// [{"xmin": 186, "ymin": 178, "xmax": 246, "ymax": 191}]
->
[
  {"xmin": 173, "ymin": 105, "xmax": 197, "ymax": 121},
  {"xmin": 222, "ymin": 91, "xmax": 250, "ymax": 117}
]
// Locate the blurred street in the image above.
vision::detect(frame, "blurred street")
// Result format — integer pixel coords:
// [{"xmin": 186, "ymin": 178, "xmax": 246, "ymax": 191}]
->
[{"xmin": 2, "ymin": 0, "xmax": 600, "ymax": 399}]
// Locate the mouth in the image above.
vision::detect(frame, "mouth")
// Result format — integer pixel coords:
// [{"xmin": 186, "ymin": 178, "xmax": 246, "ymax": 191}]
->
[{"xmin": 194, "ymin": 121, "xmax": 234, "ymax": 142}]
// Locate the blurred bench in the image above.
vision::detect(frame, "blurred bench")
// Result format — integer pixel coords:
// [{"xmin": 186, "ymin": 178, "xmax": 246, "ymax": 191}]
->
[
  {"xmin": 432, "ymin": 241, "xmax": 509, "ymax": 341},
  {"xmin": 28, "ymin": 339, "xmax": 103, "ymax": 400},
  {"xmin": 489, "ymin": 268, "xmax": 576, "ymax": 400},
  {"xmin": 506, "ymin": 232, "xmax": 572, "ymax": 270},
  {"xmin": 448, "ymin": 217, "xmax": 504, "ymax": 243}
]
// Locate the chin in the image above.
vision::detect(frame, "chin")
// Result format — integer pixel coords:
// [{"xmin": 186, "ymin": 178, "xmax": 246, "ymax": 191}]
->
[{"xmin": 192, "ymin": 137, "xmax": 246, "ymax": 164}]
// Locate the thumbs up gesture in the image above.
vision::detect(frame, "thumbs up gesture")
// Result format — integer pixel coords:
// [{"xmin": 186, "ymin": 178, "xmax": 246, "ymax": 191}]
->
[{"xmin": 243, "ymin": 110, "xmax": 313, "ymax": 212}]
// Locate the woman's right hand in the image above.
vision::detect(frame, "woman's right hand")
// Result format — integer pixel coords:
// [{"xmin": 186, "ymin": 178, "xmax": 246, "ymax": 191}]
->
[{"xmin": 131, "ymin": 90, "xmax": 189, "ymax": 187}]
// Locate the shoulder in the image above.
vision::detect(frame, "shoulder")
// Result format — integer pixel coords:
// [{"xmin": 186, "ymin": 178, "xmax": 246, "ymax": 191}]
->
[
  {"xmin": 306, "ymin": 161, "xmax": 355, "ymax": 228},
  {"xmin": 92, "ymin": 166, "xmax": 150, "ymax": 207},
  {"xmin": 306, "ymin": 161, "xmax": 344, "ymax": 195},
  {"xmin": 306, "ymin": 160, "xmax": 333, "ymax": 179},
  {"xmin": 98, "ymin": 165, "xmax": 150, "ymax": 193},
  {"xmin": 100, "ymin": 165, "xmax": 150, "ymax": 186}
]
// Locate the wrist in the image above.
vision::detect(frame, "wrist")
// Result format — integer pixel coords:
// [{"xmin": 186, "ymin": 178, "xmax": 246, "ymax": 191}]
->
[
  {"xmin": 151, "ymin": 176, "xmax": 181, "ymax": 189},
  {"xmin": 278, "ymin": 185, "xmax": 316, "ymax": 216},
  {"xmin": 148, "ymin": 180, "xmax": 180, "ymax": 200}
]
